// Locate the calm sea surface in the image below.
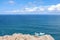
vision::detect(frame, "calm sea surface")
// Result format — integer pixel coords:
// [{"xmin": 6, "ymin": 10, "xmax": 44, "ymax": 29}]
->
[{"xmin": 0, "ymin": 15, "xmax": 60, "ymax": 40}]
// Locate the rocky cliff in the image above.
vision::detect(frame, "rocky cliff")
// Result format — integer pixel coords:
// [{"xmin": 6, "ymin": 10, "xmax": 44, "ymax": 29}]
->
[{"xmin": 0, "ymin": 33, "xmax": 55, "ymax": 40}]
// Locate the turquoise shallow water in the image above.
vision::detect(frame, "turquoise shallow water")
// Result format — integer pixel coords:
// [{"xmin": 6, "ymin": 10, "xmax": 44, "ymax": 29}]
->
[{"xmin": 0, "ymin": 15, "xmax": 60, "ymax": 40}]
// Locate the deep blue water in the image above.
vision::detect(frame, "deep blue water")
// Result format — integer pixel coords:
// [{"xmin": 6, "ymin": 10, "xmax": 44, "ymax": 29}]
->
[{"xmin": 0, "ymin": 15, "xmax": 60, "ymax": 40}]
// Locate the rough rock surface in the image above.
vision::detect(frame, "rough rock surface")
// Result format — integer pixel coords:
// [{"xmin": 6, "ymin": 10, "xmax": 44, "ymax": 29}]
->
[{"xmin": 0, "ymin": 33, "xmax": 55, "ymax": 40}]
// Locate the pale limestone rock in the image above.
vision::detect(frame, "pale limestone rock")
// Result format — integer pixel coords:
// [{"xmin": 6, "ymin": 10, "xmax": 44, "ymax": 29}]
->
[
  {"xmin": 0, "ymin": 33, "xmax": 55, "ymax": 40},
  {"xmin": 0, "ymin": 36, "xmax": 3, "ymax": 40}
]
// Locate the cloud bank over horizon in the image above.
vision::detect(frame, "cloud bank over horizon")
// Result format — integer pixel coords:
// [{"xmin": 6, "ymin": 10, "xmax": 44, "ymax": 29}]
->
[{"xmin": 0, "ymin": 0, "xmax": 60, "ymax": 15}]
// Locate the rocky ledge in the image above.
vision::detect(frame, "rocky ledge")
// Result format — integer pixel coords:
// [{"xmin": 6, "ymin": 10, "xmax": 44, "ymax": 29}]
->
[{"xmin": 0, "ymin": 33, "xmax": 55, "ymax": 40}]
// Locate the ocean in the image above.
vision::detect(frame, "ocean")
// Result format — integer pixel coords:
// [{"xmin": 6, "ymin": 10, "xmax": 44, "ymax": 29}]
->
[{"xmin": 0, "ymin": 15, "xmax": 60, "ymax": 40}]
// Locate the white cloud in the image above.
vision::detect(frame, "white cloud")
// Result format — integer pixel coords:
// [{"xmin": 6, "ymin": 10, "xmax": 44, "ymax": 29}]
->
[
  {"xmin": 4, "ymin": 7, "xmax": 45, "ymax": 13},
  {"xmin": 1, "ymin": 3, "xmax": 60, "ymax": 14},
  {"xmin": 24, "ymin": 7, "xmax": 38, "ymax": 12},
  {"xmin": 4, "ymin": 10, "xmax": 21, "ymax": 13},
  {"xmin": 56, "ymin": 4, "xmax": 60, "ymax": 11},
  {"xmin": 39, "ymin": 7, "xmax": 45, "ymax": 11},
  {"xmin": 48, "ymin": 3, "xmax": 60, "ymax": 12},
  {"xmin": 48, "ymin": 5, "xmax": 56, "ymax": 11},
  {"xmin": 8, "ymin": 0, "xmax": 15, "ymax": 4}
]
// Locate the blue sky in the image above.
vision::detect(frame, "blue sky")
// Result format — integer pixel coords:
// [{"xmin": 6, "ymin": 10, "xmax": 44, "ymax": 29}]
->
[{"xmin": 0, "ymin": 0, "xmax": 60, "ymax": 15}]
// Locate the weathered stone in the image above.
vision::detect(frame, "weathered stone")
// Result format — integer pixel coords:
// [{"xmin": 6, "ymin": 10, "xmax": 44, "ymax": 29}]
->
[{"xmin": 0, "ymin": 33, "xmax": 55, "ymax": 40}]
